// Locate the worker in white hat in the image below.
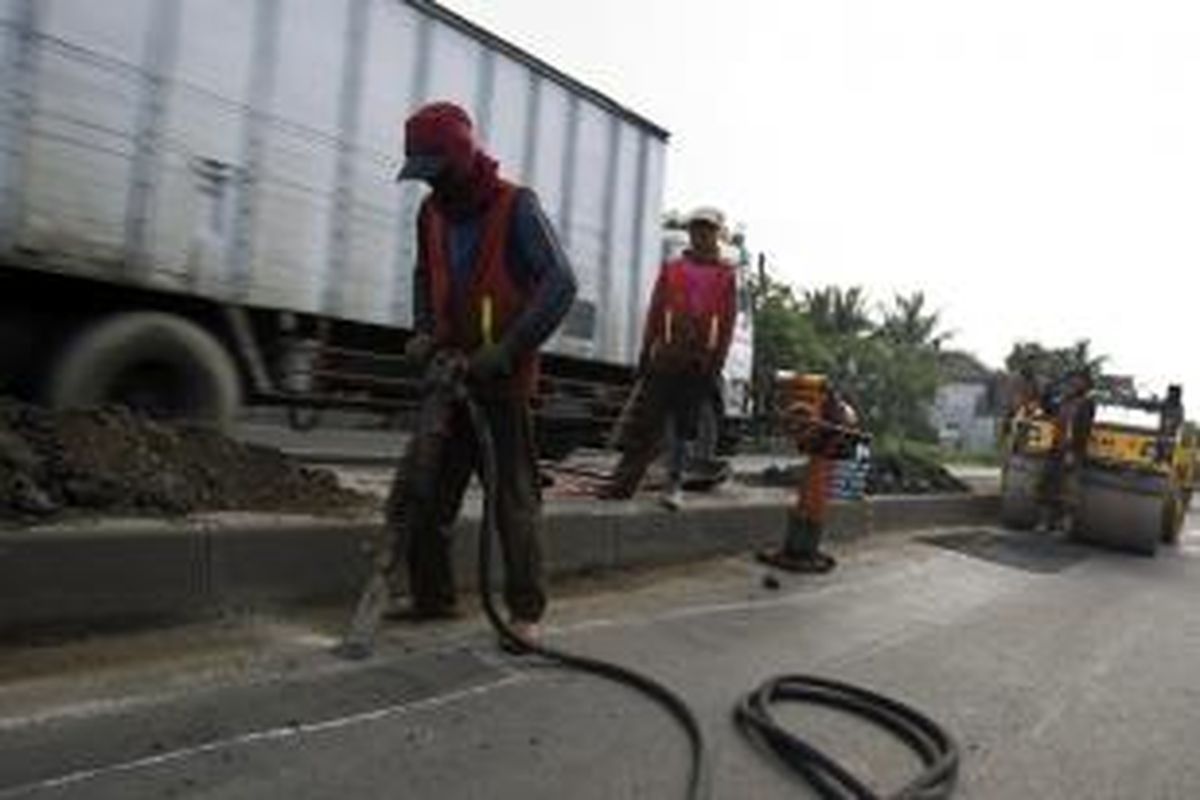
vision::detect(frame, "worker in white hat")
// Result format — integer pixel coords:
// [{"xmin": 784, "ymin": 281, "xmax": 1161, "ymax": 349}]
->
[{"xmin": 600, "ymin": 206, "xmax": 737, "ymax": 509}]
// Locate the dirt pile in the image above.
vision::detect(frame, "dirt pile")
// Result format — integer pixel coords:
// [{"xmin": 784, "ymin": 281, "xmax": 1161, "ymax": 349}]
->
[
  {"xmin": 865, "ymin": 451, "xmax": 971, "ymax": 495},
  {"xmin": 755, "ymin": 451, "xmax": 971, "ymax": 495},
  {"xmin": 0, "ymin": 399, "xmax": 371, "ymax": 523}
]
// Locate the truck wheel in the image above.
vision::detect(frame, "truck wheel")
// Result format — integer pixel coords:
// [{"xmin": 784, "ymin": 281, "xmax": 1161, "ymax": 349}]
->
[{"xmin": 48, "ymin": 311, "xmax": 241, "ymax": 430}]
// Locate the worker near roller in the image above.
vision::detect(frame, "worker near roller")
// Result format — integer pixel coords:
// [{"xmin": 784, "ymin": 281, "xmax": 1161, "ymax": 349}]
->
[
  {"xmin": 387, "ymin": 102, "xmax": 577, "ymax": 648},
  {"xmin": 600, "ymin": 207, "xmax": 737, "ymax": 510},
  {"xmin": 1001, "ymin": 366, "xmax": 1042, "ymax": 451},
  {"xmin": 1011, "ymin": 367, "xmax": 1042, "ymax": 418},
  {"xmin": 1041, "ymin": 368, "xmax": 1095, "ymax": 530}
]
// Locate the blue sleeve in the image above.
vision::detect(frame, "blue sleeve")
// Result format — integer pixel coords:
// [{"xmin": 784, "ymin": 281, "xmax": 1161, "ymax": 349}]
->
[
  {"xmin": 412, "ymin": 201, "xmax": 435, "ymax": 335},
  {"xmin": 502, "ymin": 189, "xmax": 578, "ymax": 354}
]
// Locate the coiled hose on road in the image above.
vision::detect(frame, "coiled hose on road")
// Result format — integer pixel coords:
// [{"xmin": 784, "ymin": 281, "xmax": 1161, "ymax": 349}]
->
[
  {"xmin": 736, "ymin": 675, "xmax": 960, "ymax": 799},
  {"xmin": 464, "ymin": 392, "xmax": 959, "ymax": 800}
]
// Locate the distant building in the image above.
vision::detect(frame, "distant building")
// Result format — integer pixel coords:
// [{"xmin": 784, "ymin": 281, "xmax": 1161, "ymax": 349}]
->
[{"xmin": 929, "ymin": 351, "xmax": 1000, "ymax": 454}]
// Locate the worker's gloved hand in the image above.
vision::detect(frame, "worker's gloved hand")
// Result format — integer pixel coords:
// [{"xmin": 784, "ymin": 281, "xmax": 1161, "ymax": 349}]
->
[
  {"xmin": 468, "ymin": 342, "xmax": 516, "ymax": 383},
  {"xmin": 404, "ymin": 334, "xmax": 436, "ymax": 367}
]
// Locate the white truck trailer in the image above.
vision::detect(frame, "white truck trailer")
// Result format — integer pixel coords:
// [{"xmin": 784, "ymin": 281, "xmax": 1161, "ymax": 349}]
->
[{"xmin": 0, "ymin": 0, "xmax": 748, "ymax": 454}]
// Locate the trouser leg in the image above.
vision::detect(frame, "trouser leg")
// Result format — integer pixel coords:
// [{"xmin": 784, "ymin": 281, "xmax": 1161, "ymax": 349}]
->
[
  {"xmin": 666, "ymin": 411, "xmax": 688, "ymax": 488},
  {"xmin": 1041, "ymin": 452, "xmax": 1066, "ymax": 527},
  {"xmin": 607, "ymin": 372, "xmax": 673, "ymax": 495},
  {"xmin": 668, "ymin": 372, "xmax": 709, "ymax": 486},
  {"xmin": 483, "ymin": 396, "xmax": 547, "ymax": 622}
]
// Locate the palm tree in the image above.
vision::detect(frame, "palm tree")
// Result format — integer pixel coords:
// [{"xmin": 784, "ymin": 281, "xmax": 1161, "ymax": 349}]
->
[
  {"xmin": 879, "ymin": 292, "xmax": 951, "ymax": 350},
  {"xmin": 1004, "ymin": 339, "xmax": 1107, "ymax": 388},
  {"xmin": 802, "ymin": 286, "xmax": 872, "ymax": 337}
]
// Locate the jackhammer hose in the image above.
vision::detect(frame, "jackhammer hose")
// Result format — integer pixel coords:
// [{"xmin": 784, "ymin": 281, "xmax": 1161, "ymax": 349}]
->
[
  {"xmin": 735, "ymin": 675, "xmax": 959, "ymax": 799},
  {"xmin": 464, "ymin": 394, "xmax": 712, "ymax": 800}
]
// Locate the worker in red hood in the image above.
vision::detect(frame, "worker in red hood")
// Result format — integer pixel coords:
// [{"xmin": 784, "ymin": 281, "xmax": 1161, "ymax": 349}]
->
[
  {"xmin": 385, "ymin": 102, "xmax": 577, "ymax": 649},
  {"xmin": 600, "ymin": 207, "xmax": 737, "ymax": 509}
]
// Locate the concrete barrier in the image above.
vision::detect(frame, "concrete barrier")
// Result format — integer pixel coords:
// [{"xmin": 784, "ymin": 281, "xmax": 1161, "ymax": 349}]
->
[{"xmin": 0, "ymin": 492, "xmax": 999, "ymax": 634}]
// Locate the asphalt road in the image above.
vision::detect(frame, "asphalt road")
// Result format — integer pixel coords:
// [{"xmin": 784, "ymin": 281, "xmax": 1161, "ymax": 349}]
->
[{"xmin": 2, "ymin": 513, "xmax": 1197, "ymax": 799}]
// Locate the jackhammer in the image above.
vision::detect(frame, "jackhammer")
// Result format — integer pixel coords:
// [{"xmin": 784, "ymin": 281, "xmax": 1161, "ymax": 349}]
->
[{"xmin": 334, "ymin": 351, "xmax": 469, "ymax": 661}]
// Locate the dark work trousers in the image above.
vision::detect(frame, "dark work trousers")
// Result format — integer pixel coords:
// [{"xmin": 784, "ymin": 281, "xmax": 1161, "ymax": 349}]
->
[
  {"xmin": 1040, "ymin": 450, "xmax": 1079, "ymax": 527},
  {"xmin": 384, "ymin": 392, "xmax": 546, "ymax": 622},
  {"xmin": 1041, "ymin": 400, "xmax": 1092, "ymax": 527},
  {"xmin": 610, "ymin": 366, "xmax": 714, "ymax": 495}
]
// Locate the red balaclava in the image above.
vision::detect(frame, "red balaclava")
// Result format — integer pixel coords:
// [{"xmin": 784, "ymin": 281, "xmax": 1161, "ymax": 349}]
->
[{"xmin": 402, "ymin": 102, "xmax": 501, "ymax": 219}]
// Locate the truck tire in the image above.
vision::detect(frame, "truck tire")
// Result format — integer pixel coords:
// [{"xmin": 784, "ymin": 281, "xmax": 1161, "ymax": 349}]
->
[{"xmin": 48, "ymin": 311, "xmax": 241, "ymax": 430}]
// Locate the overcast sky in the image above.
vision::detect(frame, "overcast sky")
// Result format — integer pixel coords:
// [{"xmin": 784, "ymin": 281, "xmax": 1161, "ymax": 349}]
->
[{"xmin": 445, "ymin": 0, "xmax": 1199, "ymax": 414}]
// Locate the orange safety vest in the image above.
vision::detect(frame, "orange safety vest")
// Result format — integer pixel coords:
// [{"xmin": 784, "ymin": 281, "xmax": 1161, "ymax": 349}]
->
[
  {"xmin": 421, "ymin": 181, "xmax": 538, "ymax": 397},
  {"xmin": 656, "ymin": 257, "xmax": 733, "ymax": 371}
]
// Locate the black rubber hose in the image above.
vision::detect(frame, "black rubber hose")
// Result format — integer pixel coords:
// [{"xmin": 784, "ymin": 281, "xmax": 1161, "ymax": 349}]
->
[
  {"xmin": 464, "ymin": 394, "xmax": 712, "ymax": 800},
  {"xmin": 735, "ymin": 674, "xmax": 960, "ymax": 799}
]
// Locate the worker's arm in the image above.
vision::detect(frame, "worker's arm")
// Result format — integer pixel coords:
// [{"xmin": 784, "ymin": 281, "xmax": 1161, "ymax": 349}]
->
[
  {"xmin": 501, "ymin": 189, "xmax": 578, "ymax": 355},
  {"xmin": 411, "ymin": 201, "xmax": 435, "ymax": 336},
  {"xmin": 403, "ymin": 202, "xmax": 440, "ymax": 367},
  {"xmin": 638, "ymin": 269, "xmax": 669, "ymax": 370},
  {"xmin": 711, "ymin": 268, "xmax": 738, "ymax": 371},
  {"xmin": 1070, "ymin": 396, "xmax": 1096, "ymax": 459}
]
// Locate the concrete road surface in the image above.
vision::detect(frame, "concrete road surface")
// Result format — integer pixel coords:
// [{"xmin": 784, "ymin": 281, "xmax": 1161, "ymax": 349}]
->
[{"xmin": 2, "ymin": 513, "xmax": 1197, "ymax": 799}]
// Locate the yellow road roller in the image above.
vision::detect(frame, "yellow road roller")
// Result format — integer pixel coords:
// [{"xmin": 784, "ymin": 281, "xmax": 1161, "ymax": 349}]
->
[{"xmin": 1001, "ymin": 385, "xmax": 1195, "ymax": 554}]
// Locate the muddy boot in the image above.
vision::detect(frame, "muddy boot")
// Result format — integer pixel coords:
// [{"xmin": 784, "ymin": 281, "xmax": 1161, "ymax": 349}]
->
[{"xmin": 756, "ymin": 512, "xmax": 836, "ymax": 573}]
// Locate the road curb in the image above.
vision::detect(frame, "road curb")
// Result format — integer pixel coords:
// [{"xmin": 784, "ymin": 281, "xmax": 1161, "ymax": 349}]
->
[{"xmin": 0, "ymin": 493, "xmax": 999, "ymax": 633}]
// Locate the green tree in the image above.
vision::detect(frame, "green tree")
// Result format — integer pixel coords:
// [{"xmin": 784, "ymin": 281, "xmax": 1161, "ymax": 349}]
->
[
  {"xmin": 751, "ymin": 274, "xmax": 956, "ymax": 443},
  {"xmin": 1004, "ymin": 339, "xmax": 1107, "ymax": 389},
  {"xmin": 878, "ymin": 291, "xmax": 951, "ymax": 350},
  {"xmin": 802, "ymin": 286, "xmax": 873, "ymax": 338},
  {"xmin": 865, "ymin": 292, "xmax": 949, "ymax": 441},
  {"xmin": 750, "ymin": 274, "xmax": 831, "ymax": 421}
]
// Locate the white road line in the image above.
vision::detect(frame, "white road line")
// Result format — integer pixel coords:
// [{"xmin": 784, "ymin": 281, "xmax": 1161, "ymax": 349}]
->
[
  {"xmin": 0, "ymin": 693, "xmax": 171, "ymax": 734},
  {"xmin": 0, "ymin": 673, "xmax": 529, "ymax": 799}
]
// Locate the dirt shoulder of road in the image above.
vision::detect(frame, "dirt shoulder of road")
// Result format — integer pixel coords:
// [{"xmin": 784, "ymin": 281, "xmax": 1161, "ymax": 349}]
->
[{"xmin": 0, "ymin": 399, "xmax": 373, "ymax": 526}]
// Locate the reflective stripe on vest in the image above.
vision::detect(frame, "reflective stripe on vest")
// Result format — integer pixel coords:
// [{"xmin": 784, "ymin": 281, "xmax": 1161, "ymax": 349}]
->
[{"xmin": 421, "ymin": 182, "xmax": 539, "ymax": 395}]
